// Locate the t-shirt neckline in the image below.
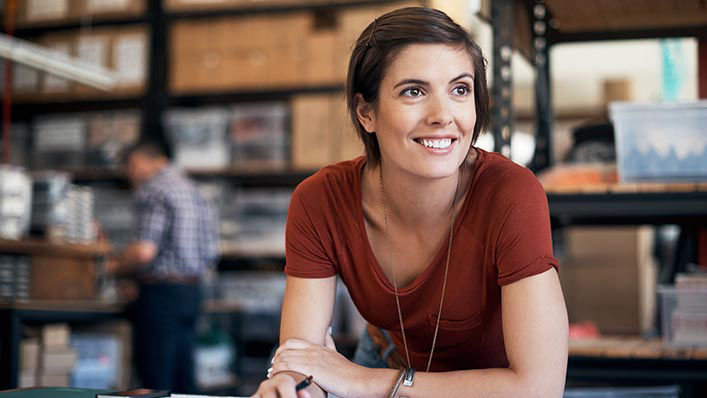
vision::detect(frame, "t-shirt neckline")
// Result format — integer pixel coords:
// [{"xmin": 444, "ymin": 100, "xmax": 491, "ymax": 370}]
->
[{"xmin": 353, "ymin": 148, "xmax": 485, "ymax": 295}]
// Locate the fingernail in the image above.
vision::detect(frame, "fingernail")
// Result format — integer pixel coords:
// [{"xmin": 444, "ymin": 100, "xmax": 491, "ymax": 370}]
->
[
  {"xmin": 327, "ymin": 326, "xmax": 332, "ymax": 335},
  {"xmin": 270, "ymin": 356, "xmax": 274, "ymax": 364}
]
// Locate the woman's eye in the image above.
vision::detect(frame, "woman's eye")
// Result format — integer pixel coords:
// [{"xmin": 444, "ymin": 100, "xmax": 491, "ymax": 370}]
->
[
  {"xmin": 452, "ymin": 85, "xmax": 470, "ymax": 96},
  {"xmin": 402, "ymin": 87, "xmax": 423, "ymax": 97}
]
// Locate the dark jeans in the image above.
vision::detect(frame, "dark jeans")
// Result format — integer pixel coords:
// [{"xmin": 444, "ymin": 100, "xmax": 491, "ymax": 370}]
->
[
  {"xmin": 352, "ymin": 326, "xmax": 394, "ymax": 369},
  {"xmin": 132, "ymin": 283, "xmax": 201, "ymax": 393}
]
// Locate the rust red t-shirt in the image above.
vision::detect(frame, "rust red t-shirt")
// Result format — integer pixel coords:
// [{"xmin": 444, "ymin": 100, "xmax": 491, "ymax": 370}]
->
[{"xmin": 284, "ymin": 148, "xmax": 559, "ymax": 372}]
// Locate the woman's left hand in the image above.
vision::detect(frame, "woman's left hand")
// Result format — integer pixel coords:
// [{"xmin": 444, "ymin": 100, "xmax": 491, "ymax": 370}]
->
[{"xmin": 271, "ymin": 335, "xmax": 366, "ymax": 398}]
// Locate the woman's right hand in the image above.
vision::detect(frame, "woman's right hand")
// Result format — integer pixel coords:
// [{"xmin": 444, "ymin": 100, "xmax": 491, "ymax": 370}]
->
[{"xmin": 251, "ymin": 372, "xmax": 315, "ymax": 398}]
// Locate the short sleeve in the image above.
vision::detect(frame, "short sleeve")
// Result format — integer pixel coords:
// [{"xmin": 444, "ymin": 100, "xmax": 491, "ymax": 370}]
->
[
  {"xmin": 284, "ymin": 183, "xmax": 337, "ymax": 278},
  {"xmin": 134, "ymin": 192, "xmax": 169, "ymax": 246},
  {"xmin": 494, "ymin": 168, "xmax": 559, "ymax": 286}
]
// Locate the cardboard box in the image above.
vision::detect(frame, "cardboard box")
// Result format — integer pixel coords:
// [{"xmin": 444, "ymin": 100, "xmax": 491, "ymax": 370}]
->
[
  {"xmin": 39, "ymin": 34, "xmax": 74, "ymax": 97},
  {"xmin": 73, "ymin": 25, "xmax": 147, "ymax": 96},
  {"xmin": 30, "ymin": 255, "xmax": 97, "ymax": 300},
  {"xmin": 329, "ymin": 93, "xmax": 361, "ymax": 161},
  {"xmin": 292, "ymin": 93, "xmax": 361, "ymax": 170},
  {"xmin": 75, "ymin": 29, "xmax": 113, "ymax": 96},
  {"xmin": 19, "ymin": 370, "xmax": 37, "ymax": 388},
  {"xmin": 12, "ymin": 64, "xmax": 40, "ymax": 97},
  {"xmin": 78, "ymin": 0, "xmax": 145, "ymax": 18},
  {"xmin": 560, "ymin": 226, "xmax": 657, "ymax": 335},
  {"xmin": 165, "ymin": 0, "xmax": 307, "ymax": 11},
  {"xmin": 41, "ymin": 347, "xmax": 78, "ymax": 374},
  {"xmin": 165, "ymin": 0, "xmax": 374, "ymax": 11},
  {"xmin": 38, "ymin": 374, "xmax": 70, "ymax": 387},
  {"xmin": 171, "ymin": 13, "xmax": 308, "ymax": 92},
  {"xmin": 20, "ymin": 339, "xmax": 40, "ymax": 371},
  {"xmin": 334, "ymin": 2, "xmax": 424, "ymax": 79},
  {"xmin": 41, "ymin": 324, "xmax": 71, "ymax": 347},
  {"xmin": 113, "ymin": 26, "xmax": 148, "ymax": 93},
  {"xmin": 302, "ymin": 13, "xmax": 339, "ymax": 85},
  {"xmin": 292, "ymin": 94, "xmax": 333, "ymax": 169},
  {"xmin": 17, "ymin": 0, "xmax": 73, "ymax": 25}
]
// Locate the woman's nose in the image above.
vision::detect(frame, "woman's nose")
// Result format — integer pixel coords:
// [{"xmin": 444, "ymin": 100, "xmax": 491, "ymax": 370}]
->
[{"xmin": 425, "ymin": 94, "xmax": 453, "ymax": 126}]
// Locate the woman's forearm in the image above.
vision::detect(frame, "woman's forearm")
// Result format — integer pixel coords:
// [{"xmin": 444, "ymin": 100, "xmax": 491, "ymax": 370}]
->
[{"xmin": 355, "ymin": 366, "xmax": 562, "ymax": 398}]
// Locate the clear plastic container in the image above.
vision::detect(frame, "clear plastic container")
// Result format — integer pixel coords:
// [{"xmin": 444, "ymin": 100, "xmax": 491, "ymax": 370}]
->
[
  {"xmin": 657, "ymin": 285, "xmax": 707, "ymax": 347},
  {"xmin": 609, "ymin": 101, "xmax": 707, "ymax": 182}
]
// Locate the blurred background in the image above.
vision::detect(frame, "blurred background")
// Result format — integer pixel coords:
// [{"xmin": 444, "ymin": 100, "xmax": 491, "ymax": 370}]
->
[{"xmin": 0, "ymin": 0, "xmax": 705, "ymax": 397}]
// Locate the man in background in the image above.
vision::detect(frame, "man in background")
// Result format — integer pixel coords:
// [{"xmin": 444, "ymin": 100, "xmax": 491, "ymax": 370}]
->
[{"xmin": 107, "ymin": 140, "xmax": 219, "ymax": 393}]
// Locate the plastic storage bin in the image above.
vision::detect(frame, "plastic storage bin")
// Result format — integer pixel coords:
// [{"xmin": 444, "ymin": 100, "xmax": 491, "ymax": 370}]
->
[
  {"xmin": 609, "ymin": 101, "xmax": 707, "ymax": 182},
  {"xmin": 658, "ymin": 285, "xmax": 707, "ymax": 346}
]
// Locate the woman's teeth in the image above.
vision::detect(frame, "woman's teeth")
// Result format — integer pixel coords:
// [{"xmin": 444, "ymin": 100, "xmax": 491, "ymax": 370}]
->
[{"xmin": 419, "ymin": 138, "xmax": 452, "ymax": 149}]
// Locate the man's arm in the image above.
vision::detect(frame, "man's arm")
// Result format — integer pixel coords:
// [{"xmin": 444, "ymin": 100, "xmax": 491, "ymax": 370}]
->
[{"xmin": 106, "ymin": 240, "xmax": 157, "ymax": 276}]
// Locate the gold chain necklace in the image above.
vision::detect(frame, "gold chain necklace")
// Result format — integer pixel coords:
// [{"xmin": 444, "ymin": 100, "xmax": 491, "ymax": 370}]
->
[{"xmin": 378, "ymin": 167, "xmax": 459, "ymax": 372}]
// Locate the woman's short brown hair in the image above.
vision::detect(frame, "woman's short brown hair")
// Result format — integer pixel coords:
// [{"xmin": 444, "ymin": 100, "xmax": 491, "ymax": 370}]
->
[{"xmin": 345, "ymin": 7, "xmax": 490, "ymax": 168}]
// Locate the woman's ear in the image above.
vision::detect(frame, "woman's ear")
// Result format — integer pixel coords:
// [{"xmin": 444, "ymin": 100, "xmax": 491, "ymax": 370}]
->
[{"xmin": 355, "ymin": 93, "xmax": 376, "ymax": 133}]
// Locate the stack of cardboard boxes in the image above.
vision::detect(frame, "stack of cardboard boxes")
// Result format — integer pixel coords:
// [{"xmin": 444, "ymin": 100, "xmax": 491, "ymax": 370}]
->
[
  {"xmin": 560, "ymin": 226, "xmax": 658, "ymax": 335},
  {"xmin": 291, "ymin": 93, "xmax": 361, "ymax": 169},
  {"xmin": 14, "ymin": 0, "xmax": 144, "ymax": 26},
  {"xmin": 169, "ymin": 1, "xmax": 423, "ymax": 92},
  {"xmin": 20, "ymin": 324, "xmax": 78, "ymax": 388}
]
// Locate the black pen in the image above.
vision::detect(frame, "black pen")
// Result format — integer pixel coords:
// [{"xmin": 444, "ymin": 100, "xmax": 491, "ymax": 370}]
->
[{"xmin": 295, "ymin": 375, "xmax": 313, "ymax": 391}]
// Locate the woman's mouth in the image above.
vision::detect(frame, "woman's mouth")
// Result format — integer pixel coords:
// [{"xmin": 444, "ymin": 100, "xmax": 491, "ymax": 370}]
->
[{"xmin": 414, "ymin": 137, "xmax": 456, "ymax": 150}]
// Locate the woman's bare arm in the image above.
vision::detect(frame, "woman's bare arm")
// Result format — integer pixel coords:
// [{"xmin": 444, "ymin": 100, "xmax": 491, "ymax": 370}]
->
[
  {"xmin": 272, "ymin": 268, "xmax": 568, "ymax": 398},
  {"xmin": 253, "ymin": 275, "xmax": 337, "ymax": 398}
]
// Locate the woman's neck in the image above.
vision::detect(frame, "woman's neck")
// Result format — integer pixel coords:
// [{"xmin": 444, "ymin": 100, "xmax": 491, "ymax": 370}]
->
[{"xmin": 364, "ymin": 152, "xmax": 475, "ymax": 230}]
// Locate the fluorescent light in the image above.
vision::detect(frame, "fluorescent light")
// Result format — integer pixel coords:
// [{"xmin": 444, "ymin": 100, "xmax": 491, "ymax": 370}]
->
[{"xmin": 0, "ymin": 33, "xmax": 118, "ymax": 91}]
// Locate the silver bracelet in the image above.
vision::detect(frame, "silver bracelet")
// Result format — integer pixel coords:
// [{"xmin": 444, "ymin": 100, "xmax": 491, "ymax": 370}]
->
[
  {"xmin": 403, "ymin": 367, "xmax": 415, "ymax": 387},
  {"xmin": 388, "ymin": 368, "xmax": 406, "ymax": 398}
]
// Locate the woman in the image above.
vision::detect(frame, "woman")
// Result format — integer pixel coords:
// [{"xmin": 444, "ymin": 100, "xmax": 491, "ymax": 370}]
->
[{"xmin": 253, "ymin": 7, "xmax": 568, "ymax": 398}]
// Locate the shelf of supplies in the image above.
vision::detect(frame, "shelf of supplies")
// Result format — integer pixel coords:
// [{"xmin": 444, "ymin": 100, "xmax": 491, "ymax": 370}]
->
[
  {"xmin": 56, "ymin": 168, "xmax": 126, "ymax": 182},
  {"xmin": 10, "ymin": 96, "xmax": 144, "ymax": 119},
  {"xmin": 0, "ymin": 299, "xmax": 125, "ymax": 314},
  {"xmin": 547, "ymin": 188, "xmax": 707, "ymax": 226},
  {"xmin": 0, "ymin": 300, "xmax": 127, "ymax": 390},
  {"xmin": 53, "ymin": 167, "xmax": 315, "ymax": 187},
  {"xmin": 169, "ymin": 84, "xmax": 345, "ymax": 106},
  {"xmin": 0, "ymin": 238, "xmax": 111, "ymax": 258},
  {"xmin": 218, "ymin": 250, "xmax": 286, "ymax": 270},
  {"xmin": 5, "ymin": 16, "xmax": 147, "ymax": 37},
  {"xmin": 190, "ymin": 167, "xmax": 315, "ymax": 187},
  {"xmin": 568, "ymin": 336, "xmax": 707, "ymax": 385},
  {"xmin": 167, "ymin": 0, "xmax": 415, "ymax": 19},
  {"xmin": 479, "ymin": 0, "xmax": 707, "ymax": 59}
]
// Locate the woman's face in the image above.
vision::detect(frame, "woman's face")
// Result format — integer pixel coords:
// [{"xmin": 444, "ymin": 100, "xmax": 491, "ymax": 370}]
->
[{"xmin": 359, "ymin": 43, "xmax": 477, "ymax": 179}]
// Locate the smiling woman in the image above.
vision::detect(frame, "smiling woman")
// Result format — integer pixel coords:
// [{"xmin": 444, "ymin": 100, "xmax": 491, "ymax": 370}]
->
[{"xmin": 252, "ymin": 7, "xmax": 568, "ymax": 398}]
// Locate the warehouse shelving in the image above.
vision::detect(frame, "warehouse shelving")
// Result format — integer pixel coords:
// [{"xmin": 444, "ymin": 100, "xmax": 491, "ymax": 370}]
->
[
  {"xmin": 485, "ymin": 0, "xmax": 707, "ymax": 227},
  {"xmin": 487, "ymin": 1, "xmax": 707, "ymax": 396},
  {"xmin": 2, "ymin": 1, "xmax": 423, "ymax": 393}
]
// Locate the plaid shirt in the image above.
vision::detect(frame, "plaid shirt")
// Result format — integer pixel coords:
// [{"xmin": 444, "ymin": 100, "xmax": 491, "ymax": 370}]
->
[{"xmin": 133, "ymin": 166, "xmax": 219, "ymax": 279}]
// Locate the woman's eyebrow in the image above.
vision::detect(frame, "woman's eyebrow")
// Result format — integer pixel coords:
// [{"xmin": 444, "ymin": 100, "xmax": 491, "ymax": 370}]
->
[
  {"xmin": 393, "ymin": 73, "xmax": 475, "ymax": 89},
  {"xmin": 449, "ymin": 72, "xmax": 474, "ymax": 83},
  {"xmin": 393, "ymin": 78, "xmax": 428, "ymax": 89}
]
